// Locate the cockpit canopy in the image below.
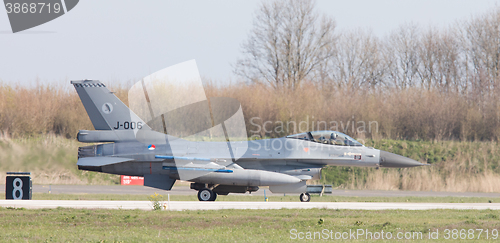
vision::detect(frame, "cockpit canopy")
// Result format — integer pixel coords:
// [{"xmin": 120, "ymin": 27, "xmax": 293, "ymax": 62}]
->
[{"xmin": 286, "ymin": 130, "xmax": 363, "ymax": 146}]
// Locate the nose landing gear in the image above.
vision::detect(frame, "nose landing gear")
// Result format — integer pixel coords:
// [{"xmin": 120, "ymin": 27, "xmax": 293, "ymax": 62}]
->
[{"xmin": 299, "ymin": 192, "xmax": 311, "ymax": 202}]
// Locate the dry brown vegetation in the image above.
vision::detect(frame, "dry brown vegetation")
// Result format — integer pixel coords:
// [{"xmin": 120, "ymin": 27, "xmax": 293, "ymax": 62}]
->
[
  {"xmin": 2, "ymin": 1, "xmax": 500, "ymax": 191},
  {"xmin": 0, "ymin": 82, "xmax": 497, "ymax": 142},
  {"xmin": 205, "ymin": 83, "xmax": 499, "ymax": 142},
  {"xmin": 346, "ymin": 140, "xmax": 500, "ymax": 193},
  {"xmin": 0, "ymin": 83, "xmax": 128, "ymax": 139},
  {"xmin": 2, "ymin": 83, "xmax": 499, "ymax": 191}
]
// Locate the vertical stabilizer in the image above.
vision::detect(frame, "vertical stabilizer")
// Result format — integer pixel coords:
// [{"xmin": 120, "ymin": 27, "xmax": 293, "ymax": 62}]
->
[{"xmin": 71, "ymin": 80, "xmax": 147, "ymax": 131}]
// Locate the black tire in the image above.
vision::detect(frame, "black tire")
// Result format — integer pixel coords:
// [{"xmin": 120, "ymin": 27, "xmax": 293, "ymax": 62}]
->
[
  {"xmin": 300, "ymin": 192, "xmax": 311, "ymax": 202},
  {"xmin": 198, "ymin": 188, "xmax": 214, "ymax": 201},
  {"xmin": 210, "ymin": 192, "xmax": 217, "ymax": 201}
]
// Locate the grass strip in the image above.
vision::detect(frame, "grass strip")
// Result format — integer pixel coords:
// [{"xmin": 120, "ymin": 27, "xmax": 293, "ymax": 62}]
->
[{"xmin": 0, "ymin": 207, "xmax": 499, "ymax": 242}]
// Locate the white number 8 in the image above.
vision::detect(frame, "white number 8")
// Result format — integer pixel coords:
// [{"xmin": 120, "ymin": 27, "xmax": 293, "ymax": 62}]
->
[{"xmin": 12, "ymin": 178, "xmax": 23, "ymax": 200}]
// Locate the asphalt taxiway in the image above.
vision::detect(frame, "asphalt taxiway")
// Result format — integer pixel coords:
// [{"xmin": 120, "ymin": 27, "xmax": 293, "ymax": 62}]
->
[
  {"xmin": 2, "ymin": 185, "xmax": 499, "ymax": 210},
  {"xmin": 1, "ymin": 200, "xmax": 500, "ymax": 211},
  {"xmin": 29, "ymin": 185, "xmax": 500, "ymax": 198}
]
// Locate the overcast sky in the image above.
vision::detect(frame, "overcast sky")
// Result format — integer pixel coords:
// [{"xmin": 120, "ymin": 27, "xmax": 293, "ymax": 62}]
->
[{"xmin": 0, "ymin": 0, "xmax": 499, "ymax": 87}]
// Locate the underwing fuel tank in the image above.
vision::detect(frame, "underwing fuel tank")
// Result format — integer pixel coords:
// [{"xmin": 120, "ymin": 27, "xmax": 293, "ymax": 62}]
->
[{"xmin": 191, "ymin": 169, "xmax": 302, "ymax": 186}]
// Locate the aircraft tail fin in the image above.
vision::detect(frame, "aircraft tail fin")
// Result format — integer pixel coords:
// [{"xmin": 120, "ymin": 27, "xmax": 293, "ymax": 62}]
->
[{"xmin": 71, "ymin": 80, "xmax": 148, "ymax": 131}]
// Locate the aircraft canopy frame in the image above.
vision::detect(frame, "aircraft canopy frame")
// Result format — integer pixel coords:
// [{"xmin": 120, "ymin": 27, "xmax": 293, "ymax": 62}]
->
[{"xmin": 286, "ymin": 131, "xmax": 363, "ymax": 146}]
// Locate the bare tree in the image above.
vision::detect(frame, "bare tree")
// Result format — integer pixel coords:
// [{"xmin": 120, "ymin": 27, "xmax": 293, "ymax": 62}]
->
[
  {"xmin": 385, "ymin": 24, "xmax": 420, "ymax": 89},
  {"xmin": 459, "ymin": 8, "xmax": 500, "ymax": 100},
  {"xmin": 330, "ymin": 29, "xmax": 384, "ymax": 90},
  {"xmin": 437, "ymin": 30, "xmax": 462, "ymax": 93},
  {"xmin": 418, "ymin": 28, "xmax": 440, "ymax": 91},
  {"xmin": 234, "ymin": 0, "xmax": 336, "ymax": 90}
]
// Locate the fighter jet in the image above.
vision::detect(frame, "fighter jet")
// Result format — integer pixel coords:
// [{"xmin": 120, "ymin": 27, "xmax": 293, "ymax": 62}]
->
[{"xmin": 72, "ymin": 80, "xmax": 425, "ymax": 202}]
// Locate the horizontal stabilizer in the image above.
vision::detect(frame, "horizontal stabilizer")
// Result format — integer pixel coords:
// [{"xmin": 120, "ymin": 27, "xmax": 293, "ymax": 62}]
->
[
  {"xmin": 77, "ymin": 129, "xmax": 166, "ymax": 143},
  {"xmin": 77, "ymin": 157, "xmax": 134, "ymax": 167}
]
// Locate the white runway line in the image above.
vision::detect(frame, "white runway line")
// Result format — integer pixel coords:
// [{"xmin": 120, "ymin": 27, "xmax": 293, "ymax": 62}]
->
[{"xmin": 1, "ymin": 200, "xmax": 500, "ymax": 211}]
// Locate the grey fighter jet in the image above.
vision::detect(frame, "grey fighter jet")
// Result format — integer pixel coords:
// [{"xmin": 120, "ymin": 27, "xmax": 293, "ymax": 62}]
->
[{"xmin": 72, "ymin": 80, "xmax": 425, "ymax": 202}]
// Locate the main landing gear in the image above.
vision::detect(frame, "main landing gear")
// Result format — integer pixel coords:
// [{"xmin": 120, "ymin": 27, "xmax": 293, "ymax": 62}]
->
[
  {"xmin": 192, "ymin": 183, "xmax": 218, "ymax": 201},
  {"xmin": 299, "ymin": 192, "xmax": 311, "ymax": 202},
  {"xmin": 192, "ymin": 182, "xmax": 311, "ymax": 202},
  {"xmin": 197, "ymin": 188, "xmax": 217, "ymax": 201}
]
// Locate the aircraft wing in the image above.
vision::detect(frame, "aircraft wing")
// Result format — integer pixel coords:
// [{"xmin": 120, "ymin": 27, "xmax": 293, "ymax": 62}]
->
[
  {"xmin": 155, "ymin": 155, "xmax": 237, "ymax": 174},
  {"xmin": 156, "ymin": 155, "xmax": 238, "ymax": 181},
  {"xmin": 155, "ymin": 155, "xmax": 230, "ymax": 163}
]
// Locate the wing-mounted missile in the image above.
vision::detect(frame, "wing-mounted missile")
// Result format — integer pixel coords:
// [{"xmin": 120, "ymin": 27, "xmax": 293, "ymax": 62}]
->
[{"xmin": 156, "ymin": 155, "xmax": 240, "ymax": 180}]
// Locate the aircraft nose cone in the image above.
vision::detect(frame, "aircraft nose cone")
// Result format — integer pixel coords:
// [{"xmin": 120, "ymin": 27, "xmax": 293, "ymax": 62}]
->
[{"xmin": 379, "ymin": 151, "xmax": 425, "ymax": 168}]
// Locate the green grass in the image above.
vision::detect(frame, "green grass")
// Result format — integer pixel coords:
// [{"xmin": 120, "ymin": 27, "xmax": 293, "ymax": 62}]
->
[
  {"xmin": 364, "ymin": 139, "xmax": 498, "ymax": 167},
  {"xmin": 0, "ymin": 207, "xmax": 499, "ymax": 242},
  {"xmin": 1, "ymin": 192, "xmax": 499, "ymax": 203},
  {"xmin": 319, "ymin": 139, "xmax": 500, "ymax": 190}
]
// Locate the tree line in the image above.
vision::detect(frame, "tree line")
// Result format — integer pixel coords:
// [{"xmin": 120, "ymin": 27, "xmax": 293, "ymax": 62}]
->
[
  {"xmin": 230, "ymin": 0, "xmax": 500, "ymax": 141},
  {"xmin": 235, "ymin": 0, "xmax": 500, "ymax": 97}
]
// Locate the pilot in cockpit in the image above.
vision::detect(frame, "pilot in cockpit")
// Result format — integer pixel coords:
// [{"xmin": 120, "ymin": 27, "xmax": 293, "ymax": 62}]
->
[
  {"xmin": 330, "ymin": 133, "xmax": 344, "ymax": 145},
  {"xmin": 329, "ymin": 133, "xmax": 337, "ymax": 145}
]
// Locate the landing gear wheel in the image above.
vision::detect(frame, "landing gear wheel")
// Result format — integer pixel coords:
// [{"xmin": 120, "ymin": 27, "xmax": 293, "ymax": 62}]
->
[
  {"xmin": 198, "ymin": 188, "xmax": 216, "ymax": 201},
  {"xmin": 300, "ymin": 192, "xmax": 311, "ymax": 202},
  {"xmin": 210, "ymin": 192, "xmax": 217, "ymax": 201}
]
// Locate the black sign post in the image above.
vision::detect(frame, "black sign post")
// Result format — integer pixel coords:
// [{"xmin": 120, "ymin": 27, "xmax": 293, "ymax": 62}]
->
[{"xmin": 5, "ymin": 172, "xmax": 32, "ymax": 200}]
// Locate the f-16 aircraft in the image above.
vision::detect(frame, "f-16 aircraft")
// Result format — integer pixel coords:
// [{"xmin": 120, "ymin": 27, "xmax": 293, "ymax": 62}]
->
[{"xmin": 72, "ymin": 79, "xmax": 425, "ymax": 202}]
